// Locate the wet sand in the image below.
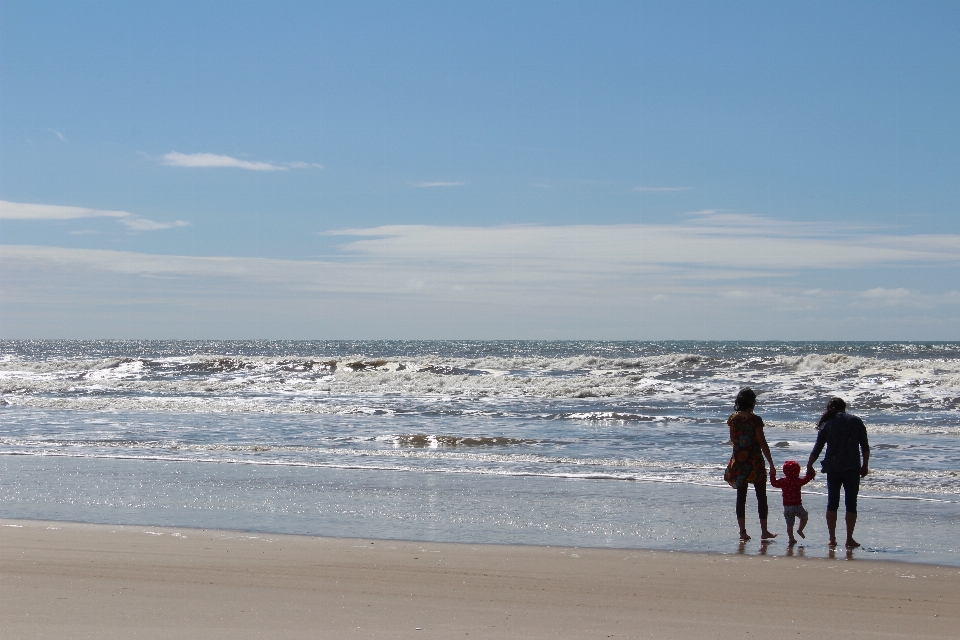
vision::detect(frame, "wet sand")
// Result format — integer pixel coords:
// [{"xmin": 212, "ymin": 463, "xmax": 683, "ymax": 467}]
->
[{"xmin": 2, "ymin": 518, "xmax": 957, "ymax": 639}]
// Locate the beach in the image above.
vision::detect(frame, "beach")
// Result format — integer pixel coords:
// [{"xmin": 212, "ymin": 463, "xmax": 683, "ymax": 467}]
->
[{"xmin": 2, "ymin": 519, "xmax": 957, "ymax": 639}]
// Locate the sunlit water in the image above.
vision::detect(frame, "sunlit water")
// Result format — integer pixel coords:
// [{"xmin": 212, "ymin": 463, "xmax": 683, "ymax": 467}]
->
[{"xmin": 2, "ymin": 341, "xmax": 957, "ymax": 565}]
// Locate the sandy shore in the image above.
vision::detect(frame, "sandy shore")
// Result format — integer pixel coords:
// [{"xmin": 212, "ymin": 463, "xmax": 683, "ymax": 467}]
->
[{"xmin": 2, "ymin": 519, "xmax": 956, "ymax": 639}]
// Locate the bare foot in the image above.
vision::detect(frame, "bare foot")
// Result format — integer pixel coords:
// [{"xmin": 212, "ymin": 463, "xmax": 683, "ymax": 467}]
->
[
  {"xmin": 828, "ymin": 539, "xmax": 838, "ymax": 547},
  {"xmin": 846, "ymin": 539, "xmax": 861, "ymax": 549},
  {"xmin": 740, "ymin": 531, "xmax": 751, "ymax": 541},
  {"xmin": 797, "ymin": 529, "xmax": 806, "ymax": 539},
  {"xmin": 788, "ymin": 538, "xmax": 797, "ymax": 546},
  {"xmin": 761, "ymin": 530, "xmax": 778, "ymax": 539}
]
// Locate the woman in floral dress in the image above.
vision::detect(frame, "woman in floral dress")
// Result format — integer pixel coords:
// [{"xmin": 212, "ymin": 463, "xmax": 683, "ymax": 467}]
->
[{"xmin": 724, "ymin": 388, "xmax": 777, "ymax": 541}]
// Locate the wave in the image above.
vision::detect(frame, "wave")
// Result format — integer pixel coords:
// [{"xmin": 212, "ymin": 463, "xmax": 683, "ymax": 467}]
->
[
  {"xmin": 0, "ymin": 394, "xmax": 957, "ymax": 435},
  {"xmin": 0, "ymin": 449, "xmax": 736, "ymax": 485},
  {"xmin": 0, "ymin": 436, "xmax": 735, "ymax": 470},
  {"xmin": 564, "ymin": 411, "xmax": 662, "ymax": 422},
  {"xmin": 375, "ymin": 434, "xmax": 554, "ymax": 448},
  {"xmin": 3, "ymin": 350, "xmax": 959, "ymax": 406}
]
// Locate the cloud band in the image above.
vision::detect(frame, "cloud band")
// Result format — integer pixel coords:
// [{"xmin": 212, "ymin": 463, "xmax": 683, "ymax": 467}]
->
[{"xmin": 0, "ymin": 201, "xmax": 189, "ymax": 232}]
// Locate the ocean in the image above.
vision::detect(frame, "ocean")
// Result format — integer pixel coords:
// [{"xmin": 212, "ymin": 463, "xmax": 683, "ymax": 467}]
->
[{"xmin": 2, "ymin": 340, "xmax": 957, "ymax": 565}]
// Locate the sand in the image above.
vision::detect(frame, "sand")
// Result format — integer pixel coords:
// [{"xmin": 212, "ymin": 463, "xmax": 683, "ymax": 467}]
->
[{"xmin": 2, "ymin": 519, "xmax": 957, "ymax": 639}]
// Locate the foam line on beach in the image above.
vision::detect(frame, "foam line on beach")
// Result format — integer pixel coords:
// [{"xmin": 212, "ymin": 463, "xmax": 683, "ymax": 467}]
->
[{"xmin": 4, "ymin": 450, "xmax": 956, "ymax": 502}]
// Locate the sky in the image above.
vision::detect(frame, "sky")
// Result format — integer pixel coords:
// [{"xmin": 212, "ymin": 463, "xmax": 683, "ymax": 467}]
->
[{"xmin": 1, "ymin": 0, "xmax": 958, "ymax": 339}]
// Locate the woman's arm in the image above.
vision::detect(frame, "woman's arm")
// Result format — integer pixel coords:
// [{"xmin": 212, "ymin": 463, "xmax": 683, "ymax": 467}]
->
[
  {"xmin": 807, "ymin": 427, "xmax": 828, "ymax": 476},
  {"xmin": 755, "ymin": 424, "xmax": 774, "ymax": 468},
  {"xmin": 858, "ymin": 417, "xmax": 870, "ymax": 478}
]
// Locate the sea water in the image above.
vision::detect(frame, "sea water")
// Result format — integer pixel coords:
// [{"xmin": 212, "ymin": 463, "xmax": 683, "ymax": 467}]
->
[{"xmin": 1, "ymin": 341, "xmax": 957, "ymax": 565}]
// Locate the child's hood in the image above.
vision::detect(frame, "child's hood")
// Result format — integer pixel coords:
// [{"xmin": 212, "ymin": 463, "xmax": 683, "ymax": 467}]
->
[{"xmin": 783, "ymin": 460, "xmax": 801, "ymax": 478}]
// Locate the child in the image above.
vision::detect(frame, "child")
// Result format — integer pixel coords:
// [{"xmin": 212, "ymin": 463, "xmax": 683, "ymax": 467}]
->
[{"xmin": 770, "ymin": 460, "xmax": 815, "ymax": 545}]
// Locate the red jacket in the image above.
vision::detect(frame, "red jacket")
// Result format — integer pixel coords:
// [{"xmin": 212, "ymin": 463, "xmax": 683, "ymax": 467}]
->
[{"xmin": 770, "ymin": 462, "xmax": 814, "ymax": 507}]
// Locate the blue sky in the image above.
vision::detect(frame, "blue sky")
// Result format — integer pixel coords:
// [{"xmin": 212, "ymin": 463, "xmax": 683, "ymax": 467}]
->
[{"xmin": 1, "ymin": 1, "xmax": 958, "ymax": 339}]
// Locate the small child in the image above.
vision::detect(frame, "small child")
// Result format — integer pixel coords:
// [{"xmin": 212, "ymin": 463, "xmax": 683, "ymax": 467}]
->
[{"xmin": 770, "ymin": 460, "xmax": 815, "ymax": 545}]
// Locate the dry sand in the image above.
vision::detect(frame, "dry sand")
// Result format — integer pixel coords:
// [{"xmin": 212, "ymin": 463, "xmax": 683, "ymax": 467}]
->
[{"xmin": 2, "ymin": 518, "xmax": 957, "ymax": 639}]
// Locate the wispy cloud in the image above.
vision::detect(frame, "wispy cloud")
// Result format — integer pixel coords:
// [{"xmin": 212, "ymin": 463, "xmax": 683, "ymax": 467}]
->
[
  {"xmin": 862, "ymin": 287, "xmax": 912, "ymax": 301},
  {"xmin": 3, "ymin": 216, "xmax": 959, "ymax": 338},
  {"xmin": 47, "ymin": 128, "xmax": 67, "ymax": 142},
  {"xmin": 632, "ymin": 186, "xmax": 691, "ymax": 192},
  {"xmin": 411, "ymin": 181, "xmax": 468, "ymax": 188},
  {"xmin": 286, "ymin": 161, "xmax": 325, "ymax": 169},
  {"xmin": 860, "ymin": 287, "xmax": 927, "ymax": 307},
  {"xmin": 160, "ymin": 152, "xmax": 322, "ymax": 171},
  {"xmin": 1, "ymin": 202, "xmax": 130, "ymax": 221},
  {"xmin": 161, "ymin": 152, "xmax": 282, "ymax": 171},
  {"xmin": 118, "ymin": 218, "xmax": 191, "ymax": 232},
  {"xmin": 852, "ymin": 287, "xmax": 960, "ymax": 310},
  {"xmin": 0, "ymin": 201, "xmax": 189, "ymax": 233},
  {"xmin": 326, "ymin": 218, "xmax": 960, "ymax": 272}
]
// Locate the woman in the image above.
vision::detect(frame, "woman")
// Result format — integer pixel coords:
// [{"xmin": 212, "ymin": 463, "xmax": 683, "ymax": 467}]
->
[
  {"xmin": 724, "ymin": 387, "xmax": 777, "ymax": 541},
  {"xmin": 807, "ymin": 398, "xmax": 870, "ymax": 548}
]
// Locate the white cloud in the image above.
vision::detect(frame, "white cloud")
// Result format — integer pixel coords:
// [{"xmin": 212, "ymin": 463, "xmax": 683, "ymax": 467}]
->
[
  {"xmin": 2, "ymin": 217, "xmax": 959, "ymax": 338},
  {"xmin": 326, "ymin": 219, "xmax": 960, "ymax": 272},
  {"xmin": 854, "ymin": 287, "xmax": 960, "ymax": 310},
  {"xmin": 161, "ymin": 152, "xmax": 282, "ymax": 171},
  {"xmin": 5, "ymin": 217, "xmax": 958, "ymax": 292},
  {"xmin": 0, "ymin": 201, "xmax": 189, "ymax": 233},
  {"xmin": 47, "ymin": 128, "xmax": 67, "ymax": 142},
  {"xmin": 411, "ymin": 181, "xmax": 468, "ymax": 188},
  {"xmin": 862, "ymin": 287, "xmax": 912, "ymax": 300},
  {"xmin": 160, "ymin": 152, "xmax": 323, "ymax": 171},
  {"xmin": 857, "ymin": 287, "xmax": 920, "ymax": 308},
  {"xmin": 286, "ymin": 161, "xmax": 325, "ymax": 169},
  {"xmin": 118, "ymin": 218, "xmax": 191, "ymax": 232},
  {"xmin": 1, "ymin": 201, "xmax": 130, "ymax": 220}
]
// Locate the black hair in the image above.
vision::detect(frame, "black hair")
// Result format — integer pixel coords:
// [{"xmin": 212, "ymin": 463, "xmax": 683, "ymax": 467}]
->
[
  {"xmin": 734, "ymin": 387, "xmax": 757, "ymax": 412},
  {"xmin": 817, "ymin": 397, "xmax": 847, "ymax": 428}
]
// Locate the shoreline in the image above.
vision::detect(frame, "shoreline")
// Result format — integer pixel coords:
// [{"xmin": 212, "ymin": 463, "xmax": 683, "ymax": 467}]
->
[
  {"xmin": 6, "ymin": 450, "xmax": 958, "ymax": 502},
  {"xmin": 6, "ymin": 455, "xmax": 958, "ymax": 568},
  {"xmin": 3, "ymin": 518, "xmax": 958, "ymax": 639},
  {"xmin": 1, "ymin": 514, "xmax": 954, "ymax": 569}
]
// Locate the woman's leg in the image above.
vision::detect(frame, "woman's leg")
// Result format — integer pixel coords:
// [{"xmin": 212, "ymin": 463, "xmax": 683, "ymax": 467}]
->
[
  {"xmin": 842, "ymin": 469, "xmax": 861, "ymax": 548},
  {"xmin": 736, "ymin": 484, "xmax": 750, "ymax": 540},
  {"xmin": 825, "ymin": 472, "xmax": 842, "ymax": 545},
  {"xmin": 754, "ymin": 482, "xmax": 776, "ymax": 538}
]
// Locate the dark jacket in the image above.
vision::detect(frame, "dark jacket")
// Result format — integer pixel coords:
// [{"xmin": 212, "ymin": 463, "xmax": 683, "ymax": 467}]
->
[{"xmin": 811, "ymin": 412, "xmax": 870, "ymax": 474}]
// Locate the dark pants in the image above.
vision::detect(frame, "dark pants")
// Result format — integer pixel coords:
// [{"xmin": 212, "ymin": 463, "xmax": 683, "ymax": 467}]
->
[
  {"xmin": 826, "ymin": 469, "xmax": 860, "ymax": 513},
  {"xmin": 736, "ymin": 482, "xmax": 768, "ymax": 520}
]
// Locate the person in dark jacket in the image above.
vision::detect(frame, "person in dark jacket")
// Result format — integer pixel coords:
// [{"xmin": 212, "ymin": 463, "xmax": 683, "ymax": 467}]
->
[{"xmin": 806, "ymin": 397, "xmax": 870, "ymax": 548}]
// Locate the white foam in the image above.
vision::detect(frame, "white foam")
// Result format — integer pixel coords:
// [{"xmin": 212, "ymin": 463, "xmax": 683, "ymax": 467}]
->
[{"xmin": 2, "ymin": 351, "xmax": 957, "ymax": 410}]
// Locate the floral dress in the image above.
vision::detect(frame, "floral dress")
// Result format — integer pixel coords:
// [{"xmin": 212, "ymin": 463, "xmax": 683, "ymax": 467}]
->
[{"xmin": 724, "ymin": 411, "xmax": 767, "ymax": 488}]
